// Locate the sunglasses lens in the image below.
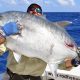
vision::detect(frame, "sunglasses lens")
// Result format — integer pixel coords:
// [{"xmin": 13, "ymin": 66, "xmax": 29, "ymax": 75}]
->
[{"xmin": 35, "ymin": 8, "xmax": 42, "ymax": 14}]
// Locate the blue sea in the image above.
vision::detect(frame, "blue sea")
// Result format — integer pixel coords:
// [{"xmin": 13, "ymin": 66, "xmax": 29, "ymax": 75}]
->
[{"xmin": 44, "ymin": 12, "xmax": 80, "ymax": 46}]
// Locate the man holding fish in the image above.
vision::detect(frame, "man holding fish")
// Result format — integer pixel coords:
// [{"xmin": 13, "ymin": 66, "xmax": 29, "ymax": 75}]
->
[{"xmin": 0, "ymin": 4, "xmax": 80, "ymax": 80}]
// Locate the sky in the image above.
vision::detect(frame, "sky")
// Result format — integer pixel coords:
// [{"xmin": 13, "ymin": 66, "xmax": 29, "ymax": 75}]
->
[{"xmin": 0, "ymin": 0, "xmax": 80, "ymax": 12}]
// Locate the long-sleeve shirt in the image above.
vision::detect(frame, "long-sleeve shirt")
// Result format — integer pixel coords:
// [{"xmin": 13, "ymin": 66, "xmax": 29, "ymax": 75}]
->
[
  {"xmin": 7, "ymin": 51, "xmax": 47, "ymax": 76},
  {"xmin": 0, "ymin": 45, "xmax": 9, "ymax": 73}
]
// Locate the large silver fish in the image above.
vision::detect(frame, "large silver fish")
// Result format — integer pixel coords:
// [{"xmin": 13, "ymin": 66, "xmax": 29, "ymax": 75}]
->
[{"xmin": 0, "ymin": 11, "xmax": 79, "ymax": 79}]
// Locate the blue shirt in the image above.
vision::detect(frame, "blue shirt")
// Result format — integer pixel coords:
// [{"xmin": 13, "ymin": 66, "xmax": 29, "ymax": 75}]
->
[{"xmin": 0, "ymin": 50, "xmax": 9, "ymax": 73}]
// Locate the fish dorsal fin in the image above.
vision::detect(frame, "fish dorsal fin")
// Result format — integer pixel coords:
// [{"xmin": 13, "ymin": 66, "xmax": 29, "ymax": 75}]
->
[{"xmin": 53, "ymin": 21, "xmax": 72, "ymax": 27}]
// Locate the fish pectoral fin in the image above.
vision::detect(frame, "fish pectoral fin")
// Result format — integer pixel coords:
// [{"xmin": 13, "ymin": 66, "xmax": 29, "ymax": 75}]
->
[
  {"xmin": 53, "ymin": 21, "xmax": 72, "ymax": 27},
  {"xmin": 13, "ymin": 52, "xmax": 22, "ymax": 63},
  {"xmin": 48, "ymin": 63, "xmax": 58, "ymax": 79}
]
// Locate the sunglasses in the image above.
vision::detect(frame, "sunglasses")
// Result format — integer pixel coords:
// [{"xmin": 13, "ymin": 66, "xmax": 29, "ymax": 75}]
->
[{"xmin": 35, "ymin": 8, "xmax": 42, "ymax": 14}]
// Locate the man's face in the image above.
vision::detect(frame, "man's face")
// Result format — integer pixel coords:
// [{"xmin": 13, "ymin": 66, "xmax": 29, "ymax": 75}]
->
[{"xmin": 29, "ymin": 11, "xmax": 42, "ymax": 16}]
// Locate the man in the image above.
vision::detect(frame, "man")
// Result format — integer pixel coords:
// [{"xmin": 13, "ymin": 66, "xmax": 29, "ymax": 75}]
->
[
  {"xmin": 5, "ymin": 4, "xmax": 47, "ymax": 80},
  {"xmin": 0, "ymin": 22, "xmax": 19, "ymax": 80},
  {"xmin": 0, "ymin": 33, "xmax": 8, "ymax": 80},
  {"xmin": 27, "ymin": 3, "xmax": 42, "ymax": 16},
  {"xmin": 2, "ymin": 4, "xmax": 79, "ymax": 80}
]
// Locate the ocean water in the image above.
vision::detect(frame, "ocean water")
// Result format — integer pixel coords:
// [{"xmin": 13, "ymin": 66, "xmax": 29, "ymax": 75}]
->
[{"xmin": 44, "ymin": 12, "xmax": 80, "ymax": 46}]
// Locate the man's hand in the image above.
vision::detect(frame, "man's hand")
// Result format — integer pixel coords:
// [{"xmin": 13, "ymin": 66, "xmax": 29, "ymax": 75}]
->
[
  {"xmin": 0, "ymin": 33, "xmax": 6, "ymax": 54},
  {"xmin": 1, "ymin": 22, "xmax": 20, "ymax": 36},
  {"xmin": 65, "ymin": 58, "xmax": 73, "ymax": 70},
  {"xmin": 0, "ymin": 33, "xmax": 6, "ymax": 44}
]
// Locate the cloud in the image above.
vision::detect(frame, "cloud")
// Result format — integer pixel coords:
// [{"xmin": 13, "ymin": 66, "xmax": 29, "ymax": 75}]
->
[
  {"xmin": 69, "ymin": 0, "xmax": 75, "ymax": 5},
  {"xmin": 44, "ymin": 0, "xmax": 58, "ymax": 7},
  {"xmin": 57, "ymin": 0, "xmax": 75, "ymax": 6},
  {"xmin": 0, "ymin": 0, "xmax": 17, "ymax": 5},
  {"xmin": 0, "ymin": 3, "xmax": 2, "ymax": 7},
  {"xmin": 0, "ymin": 0, "xmax": 30, "ymax": 5},
  {"xmin": 44, "ymin": 1, "xmax": 51, "ymax": 5},
  {"xmin": 20, "ymin": 0, "xmax": 30, "ymax": 5},
  {"xmin": 11, "ymin": 0, "xmax": 17, "ymax": 5}
]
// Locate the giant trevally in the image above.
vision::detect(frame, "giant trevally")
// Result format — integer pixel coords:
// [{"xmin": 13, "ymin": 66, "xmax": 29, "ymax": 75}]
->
[{"xmin": 0, "ymin": 11, "xmax": 79, "ymax": 79}]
